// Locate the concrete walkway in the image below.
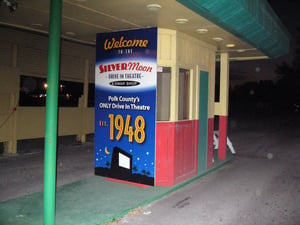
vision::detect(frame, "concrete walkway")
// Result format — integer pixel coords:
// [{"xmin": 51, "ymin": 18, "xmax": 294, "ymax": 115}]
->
[
  {"xmin": 0, "ymin": 136, "xmax": 231, "ymax": 225},
  {"xmin": 0, "ymin": 112, "xmax": 299, "ymax": 225}
]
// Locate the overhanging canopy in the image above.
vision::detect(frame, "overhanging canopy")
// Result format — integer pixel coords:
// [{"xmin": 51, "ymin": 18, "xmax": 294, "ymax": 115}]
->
[{"xmin": 177, "ymin": 0, "xmax": 290, "ymax": 58}]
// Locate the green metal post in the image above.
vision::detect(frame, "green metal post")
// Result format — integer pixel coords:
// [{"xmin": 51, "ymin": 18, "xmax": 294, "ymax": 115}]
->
[{"xmin": 43, "ymin": 0, "xmax": 62, "ymax": 224}]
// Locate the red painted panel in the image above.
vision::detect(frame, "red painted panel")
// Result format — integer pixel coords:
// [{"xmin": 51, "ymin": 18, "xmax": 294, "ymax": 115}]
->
[
  {"xmin": 155, "ymin": 122, "xmax": 175, "ymax": 186},
  {"xmin": 218, "ymin": 116, "xmax": 228, "ymax": 160},
  {"xmin": 173, "ymin": 120, "xmax": 198, "ymax": 184},
  {"xmin": 155, "ymin": 120, "xmax": 198, "ymax": 186},
  {"xmin": 106, "ymin": 177, "xmax": 151, "ymax": 188},
  {"xmin": 207, "ymin": 118, "xmax": 214, "ymax": 169},
  {"xmin": 194, "ymin": 121, "xmax": 199, "ymax": 171}
]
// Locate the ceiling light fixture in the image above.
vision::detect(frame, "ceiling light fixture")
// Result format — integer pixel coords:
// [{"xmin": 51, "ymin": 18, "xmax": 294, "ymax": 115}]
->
[
  {"xmin": 226, "ymin": 43, "xmax": 235, "ymax": 48},
  {"xmin": 65, "ymin": 31, "xmax": 76, "ymax": 36},
  {"xmin": 175, "ymin": 18, "xmax": 189, "ymax": 24},
  {"xmin": 212, "ymin": 37, "xmax": 223, "ymax": 42},
  {"xmin": 146, "ymin": 4, "xmax": 162, "ymax": 11},
  {"xmin": 30, "ymin": 23, "xmax": 43, "ymax": 28},
  {"xmin": 196, "ymin": 28, "xmax": 208, "ymax": 34}
]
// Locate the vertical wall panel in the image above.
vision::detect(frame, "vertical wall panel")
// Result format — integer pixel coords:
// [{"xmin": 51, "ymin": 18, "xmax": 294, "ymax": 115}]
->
[
  {"xmin": 18, "ymin": 47, "xmax": 48, "ymax": 75},
  {"xmin": 60, "ymin": 55, "xmax": 84, "ymax": 81},
  {"xmin": 174, "ymin": 120, "xmax": 197, "ymax": 184},
  {"xmin": 157, "ymin": 29, "xmax": 176, "ymax": 64},
  {"xmin": 0, "ymin": 42, "xmax": 12, "ymax": 67},
  {"xmin": 155, "ymin": 122, "xmax": 175, "ymax": 186},
  {"xmin": 0, "ymin": 27, "xmax": 95, "ymax": 144}
]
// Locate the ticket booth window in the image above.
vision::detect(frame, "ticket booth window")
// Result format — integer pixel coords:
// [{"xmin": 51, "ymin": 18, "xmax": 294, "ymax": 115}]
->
[
  {"xmin": 178, "ymin": 68, "xmax": 190, "ymax": 120},
  {"xmin": 156, "ymin": 67, "xmax": 171, "ymax": 121}
]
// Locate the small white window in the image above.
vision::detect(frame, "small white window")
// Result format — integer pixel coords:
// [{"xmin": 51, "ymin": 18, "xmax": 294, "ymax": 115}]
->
[{"xmin": 156, "ymin": 67, "xmax": 171, "ymax": 121}]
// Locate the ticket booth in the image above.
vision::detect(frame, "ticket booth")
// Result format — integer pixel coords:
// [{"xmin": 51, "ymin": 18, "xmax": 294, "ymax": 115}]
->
[
  {"xmin": 154, "ymin": 29, "xmax": 217, "ymax": 186},
  {"xmin": 94, "ymin": 27, "xmax": 217, "ymax": 186}
]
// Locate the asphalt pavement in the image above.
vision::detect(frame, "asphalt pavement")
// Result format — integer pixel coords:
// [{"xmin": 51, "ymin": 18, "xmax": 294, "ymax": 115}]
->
[{"xmin": 112, "ymin": 112, "xmax": 300, "ymax": 225}]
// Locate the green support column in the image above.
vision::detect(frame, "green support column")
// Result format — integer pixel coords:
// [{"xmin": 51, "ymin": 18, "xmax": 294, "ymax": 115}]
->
[{"xmin": 43, "ymin": 0, "xmax": 62, "ymax": 224}]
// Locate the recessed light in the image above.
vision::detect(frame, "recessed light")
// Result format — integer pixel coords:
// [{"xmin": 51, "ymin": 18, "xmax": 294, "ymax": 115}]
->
[
  {"xmin": 147, "ymin": 4, "xmax": 162, "ymax": 11},
  {"xmin": 31, "ymin": 23, "xmax": 43, "ymax": 28},
  {"xmin": 212, "ymin": 37, "xmax": 223, "ymax": 42},
  {"xmin": 226, "ymin": 43, "xmax": 235, "ymax": 48},
  {"xmin": 175, "ymin": 18, "xmax": 189, "ymax": 24},
  {"xmin": 65, "ymin": 31, "xmax": 76, "ymax": 36},
  {"xmin": 196, "ymin": 28, "xmax": 208, "ymax": 34}
]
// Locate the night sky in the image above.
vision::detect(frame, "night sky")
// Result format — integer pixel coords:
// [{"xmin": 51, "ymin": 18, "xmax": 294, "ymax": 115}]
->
[
  {"xmin": 230, "ymin": 0, "xmax": 300, "ymax": 87},
  {"xmin": 267, "ymin": 0, "xmax": 300, "ymax": 37}
]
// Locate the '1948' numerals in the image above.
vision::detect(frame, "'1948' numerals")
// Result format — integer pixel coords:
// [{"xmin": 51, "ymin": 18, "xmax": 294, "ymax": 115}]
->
[{"xmin": 108, "ymin": 114, "xmax": 145, "ymax": 143}]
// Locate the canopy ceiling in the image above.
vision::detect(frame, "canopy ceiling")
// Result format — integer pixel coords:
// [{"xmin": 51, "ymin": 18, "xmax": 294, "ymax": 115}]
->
[{"xmin": 0, "ymin": 0, "xmax": 290, "ymax": 60}]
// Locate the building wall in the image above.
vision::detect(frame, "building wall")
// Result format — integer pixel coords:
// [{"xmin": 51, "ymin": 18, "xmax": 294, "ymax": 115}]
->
[
  {"xmin": 0, "ymin": 27, "xmax": 217, "ymax": 162},
  {"xmin": 157, "ymin": 29, "xmax": 216, "ymax": 121},
  {"xmin": 0, "ymin": 27, "xmax": 95, "ymax": 153}
]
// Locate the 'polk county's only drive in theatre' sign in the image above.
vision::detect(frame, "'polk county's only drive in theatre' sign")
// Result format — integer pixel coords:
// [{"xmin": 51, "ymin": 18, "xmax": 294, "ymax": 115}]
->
[{"xmin": 94, "ymin": 27, "xmax": 157, "ymax": 186}]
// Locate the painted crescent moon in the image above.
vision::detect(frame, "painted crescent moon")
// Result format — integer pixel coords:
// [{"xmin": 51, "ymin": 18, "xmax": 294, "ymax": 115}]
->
[{"xmin": 104, "ymin": 146, "xmax": 110, "ymax": 155}]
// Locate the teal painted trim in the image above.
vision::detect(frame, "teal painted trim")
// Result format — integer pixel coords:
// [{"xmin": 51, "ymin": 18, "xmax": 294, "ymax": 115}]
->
[
  {"xmin": 43, "ymin": 0, "xmax": 62, "ymax": 225},
  {"xmin": 176, "ymin": 0, "xmax": 290, "ymax": 58},
  {"xmin": 198, "ymin": 71, "xmax": 209, "ymax": 173}
]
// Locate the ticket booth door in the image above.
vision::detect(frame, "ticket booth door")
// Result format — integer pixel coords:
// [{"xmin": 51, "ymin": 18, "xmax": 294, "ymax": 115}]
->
[{"xmin": 198, "ymin": 70, "xmax": 209, "ymax": 173}]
